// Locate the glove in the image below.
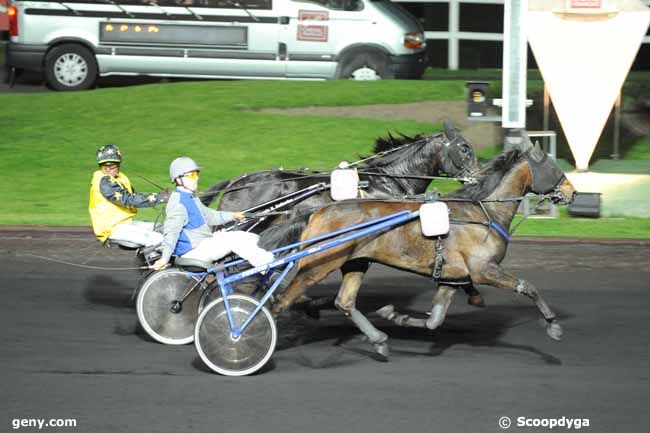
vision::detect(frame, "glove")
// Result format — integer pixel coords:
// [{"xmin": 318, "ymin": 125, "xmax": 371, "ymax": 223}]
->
[
  {"xmin": 151, "ymin": 258, "xmax": 169, "ymax": 271},
  {"xmin": 158, "ymin": 189, "xmax": 171, "ymax": 203},
  {"xmin": 233, "ymin": 211, "xmax": 247, "ymax": 222}
]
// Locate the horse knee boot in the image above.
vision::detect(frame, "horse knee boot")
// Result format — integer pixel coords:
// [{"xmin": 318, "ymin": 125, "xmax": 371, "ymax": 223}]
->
[{"xmin": 350, "ymin": 309, "xmax": 388, "ymax": 345}]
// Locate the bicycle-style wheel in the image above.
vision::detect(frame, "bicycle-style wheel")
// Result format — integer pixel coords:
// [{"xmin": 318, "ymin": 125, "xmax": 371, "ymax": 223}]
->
[
  {"xmin": 194, "ymin": 294, "xmax": 277, "ymax": 376},
  {"xmin": 136, "ymin": 268, "xmax": 205, "ymax": 345}
]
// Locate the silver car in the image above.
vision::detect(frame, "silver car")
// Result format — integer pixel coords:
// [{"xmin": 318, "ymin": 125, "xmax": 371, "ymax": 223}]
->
[{"xmin": 6, "ymin": 0, "xmax": 427, "ymax": 90}]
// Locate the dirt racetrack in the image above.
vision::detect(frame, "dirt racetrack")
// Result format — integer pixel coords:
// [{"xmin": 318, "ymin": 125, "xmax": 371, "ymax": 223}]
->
[{"xmin": 1, "ymin": 229, "xmax": 649, "ymax": 433}]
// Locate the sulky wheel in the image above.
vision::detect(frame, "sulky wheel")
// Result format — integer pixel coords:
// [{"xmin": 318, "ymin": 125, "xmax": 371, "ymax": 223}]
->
[
  {"xmin": 136, "ymin": 268, "xmax": 206, "ymax": 345},
  {"xmin": 194, "ymin": 294, "xmax": 277, "ymax": 376}
]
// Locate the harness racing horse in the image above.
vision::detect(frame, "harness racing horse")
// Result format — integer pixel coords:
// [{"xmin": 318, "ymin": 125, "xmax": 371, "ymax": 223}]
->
[
  {"xmin": 204, "ymin": 121, "xmax": 485, "ymax": 306},
  {"xmin": 269, "ymin": 144, "xmax": 576, "ymax": 358},
  {"xmin": 202, "ymin": 121, "xmax": 477, "ymax": 214}
]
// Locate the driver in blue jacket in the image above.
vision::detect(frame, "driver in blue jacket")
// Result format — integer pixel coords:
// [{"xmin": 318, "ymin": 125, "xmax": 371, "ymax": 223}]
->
[{"xmin": 152, "ymin": 157, "xmax": 274, "ymax": 271}]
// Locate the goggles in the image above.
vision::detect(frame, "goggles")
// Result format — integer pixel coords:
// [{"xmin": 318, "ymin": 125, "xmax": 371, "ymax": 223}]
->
[
  {"xmin": 184, "ymin": 171, "xmax": 200, "ymax": 180},
  {"xmin": 101, "ymin": 163, "xmax": 120, "ymax": 170}
]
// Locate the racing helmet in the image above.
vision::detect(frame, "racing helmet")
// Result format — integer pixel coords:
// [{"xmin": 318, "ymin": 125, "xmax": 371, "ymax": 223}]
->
[
  {"xmin": 169, "ymin": 157, "xmax": 200, "ymax": 183},
  {"xmin": 96, "ymin": 144, "xmax": 123, "ymax": 165}
]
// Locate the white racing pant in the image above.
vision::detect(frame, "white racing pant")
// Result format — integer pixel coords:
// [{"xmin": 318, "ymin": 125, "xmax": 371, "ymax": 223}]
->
[
  {"xmin": 181, "ymin": 231, "xmax": 274, "ymax": 268},
  {"xmin": 108, "ymin": 221, "xmax": 163, "ymax": 247}
]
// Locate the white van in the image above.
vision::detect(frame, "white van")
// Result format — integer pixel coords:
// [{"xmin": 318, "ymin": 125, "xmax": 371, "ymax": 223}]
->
[{"xmin": 6, "ymin": 0, "xmax": 427, "ymax": 90}]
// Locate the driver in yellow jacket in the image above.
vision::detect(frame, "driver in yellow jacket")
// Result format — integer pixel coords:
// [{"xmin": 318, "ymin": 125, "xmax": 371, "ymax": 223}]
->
[{"xmin": 88, "ymin": 144, "xmax": 169, "ymax": 246}]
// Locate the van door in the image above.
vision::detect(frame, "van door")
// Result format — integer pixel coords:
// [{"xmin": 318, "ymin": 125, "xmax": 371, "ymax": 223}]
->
[
  {"xmin": 278, "ymin": 0, "xmax": 366, "ymax": 79},
  {"xmin": 99, "ymin": 0, "xmax": 285, "ymax": 79},
  {"xmin": 186, "ymin": 0, "xmax": 285, "ymax": 78}
]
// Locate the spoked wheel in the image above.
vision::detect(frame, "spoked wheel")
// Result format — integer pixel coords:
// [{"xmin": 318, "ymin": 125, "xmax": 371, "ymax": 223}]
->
[
  {"xmin": 136, "ymin": 268, "xmax": 206, "ymax": 345},
  {"xmin": 195, "ymin": 294, "xmax": 277, "ymax": 376}
]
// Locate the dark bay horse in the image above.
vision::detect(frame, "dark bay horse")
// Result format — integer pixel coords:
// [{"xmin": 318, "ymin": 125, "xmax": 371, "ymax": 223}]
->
[
  {"xmin": 205, "ymin": 122, "xmax": 485, "ymax": 306},
  {"xmin": 270, "ymin": 145, "xmax": 576, "ymax": 358},
  {"xmin": 201, "ymin": 121, "xmax": 478, "ymax": 214}
]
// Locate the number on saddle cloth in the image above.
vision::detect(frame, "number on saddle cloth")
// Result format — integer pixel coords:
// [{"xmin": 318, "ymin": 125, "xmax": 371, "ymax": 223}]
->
[
  {"xmin": 419, "ymin": 202, "xmax": 450, "ymax": 237},
  {"xmin": 330, "ymin": 164, "xmax": 359, "ymax": 201}
]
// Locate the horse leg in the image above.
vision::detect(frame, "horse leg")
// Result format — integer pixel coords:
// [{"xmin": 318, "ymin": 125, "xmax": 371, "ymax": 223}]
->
[
  {"xmin": 271, "ymin": 270, "xmax": 317, "ymax": 318},
  {"xmin": 271, "ymin": 253, "xmax": 349, "ymax": 317},
  {"xmin": 427, "ymin": 285, "xmax": 457, "ymax": 329},
  {"xmin": 376, "ymin": 285, "xmax": 456, "ymax": 331},
  {"xmin": 334, "ymin": 269, "xmax": 389, "ymax": 360},
  {"xmin": 475, "ymin": 263, "xmax": 562, "ymax": 340},
  {"xmin": 464, "ymin": 284, "xmax": 486, "ymax": 308}
]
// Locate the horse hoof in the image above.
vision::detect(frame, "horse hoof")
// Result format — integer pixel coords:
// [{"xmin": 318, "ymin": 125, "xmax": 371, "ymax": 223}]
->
[
  {"xmin": 467, "ymin": 295, "xmax": 486, "ymax": 308},
  {"xmin": 375, "ymin": 305, "xmax": 395, "ymax": 320},
  {"xmin": 547, "ymin": 321, "xmax": 563, "ymax": 341},
  {"xmin": 373, "ymin": 342, "xmax": 390, "ymax": 361}
]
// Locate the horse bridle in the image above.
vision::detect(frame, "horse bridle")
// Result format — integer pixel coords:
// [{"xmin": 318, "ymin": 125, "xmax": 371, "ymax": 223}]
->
[
  {"xmin": 443, "ymin": 135, "xmax": 477, "ymax": 179},
  {"xmin": 410, "ymin": 131, "xmax": 478, "ymax": 182},
  {"xmin": 525, "ymin": 147, "xmax": 568, "ymax": 203}
]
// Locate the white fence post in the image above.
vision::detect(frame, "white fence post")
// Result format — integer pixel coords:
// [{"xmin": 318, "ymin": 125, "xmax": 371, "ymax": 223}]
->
[{"xmin": 448, "ymin": 0, "xmax": 460, "ymax": 70}]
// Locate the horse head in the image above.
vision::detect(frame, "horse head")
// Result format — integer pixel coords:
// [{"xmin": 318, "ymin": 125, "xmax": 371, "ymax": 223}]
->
[
  {"xmin": 525, "ymin": 143, "xmax": 576, "ymax": 204},
  {"xmin": 438, "ymin": 120, "xmax": 480, "ymax": 179}
]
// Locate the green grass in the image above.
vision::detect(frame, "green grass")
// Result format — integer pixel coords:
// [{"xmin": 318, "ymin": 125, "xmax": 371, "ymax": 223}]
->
[
  {"xmin": 626, "ymin": 137, "xmax": 650, "ymax": 160},
  {"xmin": 588, "ymin": 159, "xmax": 650, "ymax": 174},
  {"xmin": 0, "ymin": 80, "xmax": 464, "ymax": 226},
  {"xmin": 512, "ymin": 215, "xmax": 650, "ymax": 239},
  {"xmin": 1, "ymin": 78, "xmax": 648, "ymax": 238}
]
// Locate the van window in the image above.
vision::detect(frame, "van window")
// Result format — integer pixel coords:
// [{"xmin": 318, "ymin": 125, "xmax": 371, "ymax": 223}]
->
[
  {"xmin": 291, "ymin": 0, "xmax": 363, "ymax": 12},
  {"xmin": 157, "ymin": 0, "xmax": 272, "ymax": 9}
]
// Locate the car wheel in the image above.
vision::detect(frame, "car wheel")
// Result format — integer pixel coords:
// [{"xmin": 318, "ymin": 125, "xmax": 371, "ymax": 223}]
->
[
  {"xmin": 337, "ymin": 50, "xmax": 393, "ymax": 80},
  {"xmin": 44, "ymin": 44, "xmax": 97, "ymax": 91}
]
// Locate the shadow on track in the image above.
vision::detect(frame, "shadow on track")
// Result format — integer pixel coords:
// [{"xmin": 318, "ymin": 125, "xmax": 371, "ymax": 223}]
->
[
  {"xmin": 274, "ymin": 305, "xmax": 568, "ymax": 368},
  {"xmin": 82, "ymin": 275, "xmax": 137, "ymax": 309}
]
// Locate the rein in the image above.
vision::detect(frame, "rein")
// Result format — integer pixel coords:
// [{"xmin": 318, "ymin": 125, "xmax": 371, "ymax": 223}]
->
[
  {"xmin": 197, "ymin": 131, "xmax": 476, "ymax": 197},
  {"xmin": 197, "ymin": 170, "xmax": 475, "ymax": 198},
  {"xmin": 346, "ymin": 135, "xmax": 430, "ymax": 167},
  {"xmin": 282, "ymin": 190, "xmax": 560, "ymax": 243},
  {"xmin": 359, "ymin": 170, "xmax": 476, "ymax": 183},
  {"xmin": 22, "ymin": 253, "xmax": 150, "ymax": 271},
  {"xmin": 195, "ymin": 171, "xmax": 331, "ymax": 199},
  {"xmin": 132, "ymin": 172, "xmax": 167, "ymax": 191}
]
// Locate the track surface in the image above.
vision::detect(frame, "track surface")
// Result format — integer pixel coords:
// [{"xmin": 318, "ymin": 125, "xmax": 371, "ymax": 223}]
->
[{"xmin": 1, "ymin": 231, "xmax": 649, "ymax": 433}]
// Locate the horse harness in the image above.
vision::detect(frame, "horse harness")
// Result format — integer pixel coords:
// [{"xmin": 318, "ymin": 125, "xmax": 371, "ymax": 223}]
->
[{"xmin": 428, "ymin": 147, "xmax": 568, "ymax": 290}]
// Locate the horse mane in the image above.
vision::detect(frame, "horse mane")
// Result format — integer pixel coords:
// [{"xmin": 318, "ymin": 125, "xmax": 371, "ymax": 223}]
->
[
  {"xmin": 372, "ymin": 132, "xmax": 423, "ymax": 154},
  {"xmin": 446, "ymin": 149, "xmax": 525, "ymax": 201},
  {"xmin": 361, "ymin": 132, "xmax": 442, "ymax": 170},
  {"xmin": 258, "ymin": 213, "xmax": 313, "ymax": 250}
]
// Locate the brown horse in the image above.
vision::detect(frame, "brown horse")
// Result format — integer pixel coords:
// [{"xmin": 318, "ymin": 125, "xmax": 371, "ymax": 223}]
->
[{"xmin": 270, "ymin": 144, "xmax": 576, "ymax": 358}]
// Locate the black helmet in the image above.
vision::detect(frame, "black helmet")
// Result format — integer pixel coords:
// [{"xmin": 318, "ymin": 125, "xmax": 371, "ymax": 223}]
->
[{"xmin": 96, "ymin": 144, "xmax": 123, "ymax": 165}]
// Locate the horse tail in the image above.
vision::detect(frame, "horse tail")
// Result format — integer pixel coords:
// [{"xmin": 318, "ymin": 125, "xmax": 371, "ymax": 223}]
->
[
  {"xmin": 200, "ymin": 178, "xmax": 233, "ymax": 206},
  {"xmin": 258, "ymin": 213, "xmax": 312, "ymax": 251}
]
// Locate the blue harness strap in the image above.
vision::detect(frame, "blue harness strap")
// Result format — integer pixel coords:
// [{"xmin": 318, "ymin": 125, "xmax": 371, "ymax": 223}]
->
[
  {"xmin": 174, "ymin": 191, "xmax": 206, "ymax": 257},
  {"xmin": 489, "ymin": 221, "xmax": 510, "ymax": 242}
]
